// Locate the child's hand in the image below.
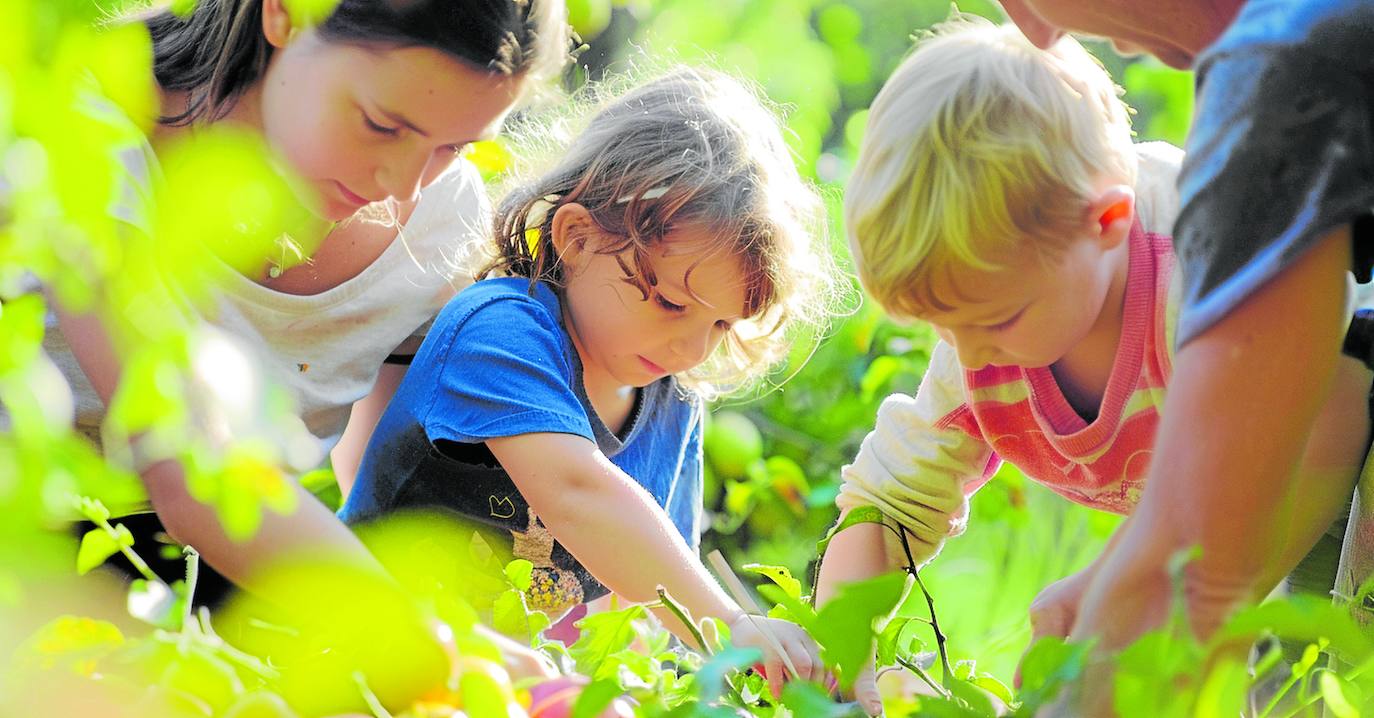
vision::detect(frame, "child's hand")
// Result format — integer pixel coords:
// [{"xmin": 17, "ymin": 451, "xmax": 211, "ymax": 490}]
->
[
  {"xmin": 849, "ymin": 654, "xmax": 883, "ymax": 716},
  {"xmin": 728, "ymin": 614, "xmax": 825, "ymax": 698}
]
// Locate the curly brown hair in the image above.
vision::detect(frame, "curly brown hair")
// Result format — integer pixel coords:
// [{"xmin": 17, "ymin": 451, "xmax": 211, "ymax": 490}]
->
[{"xmin": 481, "ymin": 67, "xmax": 844, "ymax": 397}]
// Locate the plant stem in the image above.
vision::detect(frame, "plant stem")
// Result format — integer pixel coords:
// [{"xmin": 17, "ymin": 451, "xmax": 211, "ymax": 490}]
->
[
  {"xmin": 891, "ymin": 524, "xmax": 953, "ymax": 688},
  {"xmin": 914, "ymin": 571, "xmax": 954, "ymax": 689},
  {"xmin": 656, "ymin": 588, "xmax": 750, "ymax": 709},
  {"xmin": 183, "ymin": 547, "xmax": 199, "ymax": 626},
  {"xmin": 896, "ymin": 655, "xmax": 951, "ymax": 699},
  {"xmin": 105, "ymin": 519, "xmax": 163, "ymax": 585},
  {"xmin": 656, "ymin": 587, "xmax": 711, "ymax": 655}
]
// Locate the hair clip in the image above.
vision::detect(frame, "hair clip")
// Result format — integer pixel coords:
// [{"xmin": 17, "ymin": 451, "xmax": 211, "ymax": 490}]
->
[{"xmin": 616, "ymin": 186, "xmax": 670, "ymax": 204}]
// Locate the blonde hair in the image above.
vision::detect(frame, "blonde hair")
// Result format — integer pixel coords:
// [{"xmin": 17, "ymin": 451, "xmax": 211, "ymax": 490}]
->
[
  {"xmin": 844, "ymin": 17, "xmax": 1136, "ymax": 319},
  {"xmin": 482, "ymin": 67, "xmax": 842, "ymax": 397}
]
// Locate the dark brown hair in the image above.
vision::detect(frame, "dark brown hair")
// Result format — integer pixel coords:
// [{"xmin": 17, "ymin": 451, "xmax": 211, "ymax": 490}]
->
[{"xmin": 142, "ymin": 0, "xmax": 568, "ymax": 125}]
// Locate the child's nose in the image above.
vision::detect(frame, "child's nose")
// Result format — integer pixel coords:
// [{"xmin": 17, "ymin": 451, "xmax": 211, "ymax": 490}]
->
[{"xmin": 949, "ymin": 332, "xmax": 992, "ymax": 370}]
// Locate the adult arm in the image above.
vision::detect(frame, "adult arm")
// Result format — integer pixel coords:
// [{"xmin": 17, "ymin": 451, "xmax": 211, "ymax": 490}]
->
[
  {"xmin": 1069, "ymin": 226, "xmax": 1354, "ymax": 649},
  {"xmin": 332, "ymin": 360, "xmax": 408, "ymax": 499},
  {"xmin": 57, "ymin": 306, "xmax": 393, "ymax": 587},
  {"xmin": 57, "ymin": 304, "xmax": 452, "ymax": 710}
]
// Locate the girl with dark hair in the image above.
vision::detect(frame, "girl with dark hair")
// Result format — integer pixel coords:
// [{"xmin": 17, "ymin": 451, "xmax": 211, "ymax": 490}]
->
[{"xmin": 40, "ymin": 0, "xmax": 569, "ymax": 708}]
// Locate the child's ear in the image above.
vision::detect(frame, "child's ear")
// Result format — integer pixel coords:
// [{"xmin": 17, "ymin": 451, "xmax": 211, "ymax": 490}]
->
[
  {"xmin": 549, "ymin": 203, "xmax": 596, "ymax": 266},
  {"xmin": 1087, "ymin": 185, "xmax": 1135, "ymax": 250},
  {"xmin": 261, "ymin": 0, "xmax": 295, "ymax": 49}
]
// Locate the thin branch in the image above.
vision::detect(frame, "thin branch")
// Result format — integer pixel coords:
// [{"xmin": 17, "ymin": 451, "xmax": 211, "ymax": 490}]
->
[{"xmin": 896, "ymin": 655, "xmax": 951, "ymax": 699}]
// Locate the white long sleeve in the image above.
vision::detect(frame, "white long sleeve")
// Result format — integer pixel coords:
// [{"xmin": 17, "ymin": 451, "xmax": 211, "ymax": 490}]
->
[{"xmin": 836, "ymin": 341, "xmax": 995, "ymax": 568}]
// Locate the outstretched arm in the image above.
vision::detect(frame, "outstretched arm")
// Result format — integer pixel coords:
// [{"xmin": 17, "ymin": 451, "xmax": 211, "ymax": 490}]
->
[
  {"xmin": 1069, "ymin": 226, "xmax": 1355, "ymax": 658},
  {"xmin": 487, "ymin": 431, "xmax": 826, "ymax": 692}
]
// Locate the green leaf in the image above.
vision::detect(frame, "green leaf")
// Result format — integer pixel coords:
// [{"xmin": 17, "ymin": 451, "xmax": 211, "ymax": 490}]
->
[
  {"xmin": 781, "ymin": 681, "xmax": 865, "ymax": 717},
  {"xmin": 491, "ymin": 589, "xmax": 531, "ymax": 642},
  {"xmin": 742, "ymin": 563, "xmax": 801, "ymax": 601},
  {"xmin": 1320, "ymin": 671, "xmax": 1361, "ymax": 718},
  {"xmin": 692, "ymin": 645, "xmax": 760, "ymax": 704},
  {"xmin": 812, "ymin": 572, "xmax": 905, "ymax": 690},
  {"xmin": 970, "ymin": 672, "xmax": 1014, "ymax": 706},
  {"xmin": 906, "ymin": 694, "xmax": 988, "ymax": 718},
  {"xmin": 504, "ymin": 559, "xmax": 534, "ymax": 592},
  {"xmin": 947, "ymin": 677, "xmax": 998, "ymax": 717},
  {"xmin": 817, "ymin": 505, "xmax": 887, "ymax": 558},
  {"xmin": 15, "ymin": 616, "xmax": 124, "ymax": 674},
  {"xmin": 0, "ymin": 294, "xmax": 44, "ymax": 375},
  {"xmin": 569, "ymin": 604, "xmax": 647, "ymax": 681},
  {"xmin": 1193, "ymin": 657, "xmax": 1249, "ymax": 718},
  {"xmin": 75, "ymin": 496, "xmax": 111, "ymax": 524},
  {"xmin": 875, "ymin": 615, "xmax": 924, "ymax": 667},
  {"xmin": 458, "ymin": 654, "xmax": 518, "ymax": 716},
  {"xmin": 756, "ymin": 583, "xmax": 819, "ymax": 631},
  {"xmin": 76, "ymin": 527, "xmax": 122, "ymax": 575},
  {"xmin": 571, "ymin": 678, "xmax": 624, "ymax": 718},
  {"xmin": 1015, "ymin": 637, "xmax": 1089, "ymax": 711}
]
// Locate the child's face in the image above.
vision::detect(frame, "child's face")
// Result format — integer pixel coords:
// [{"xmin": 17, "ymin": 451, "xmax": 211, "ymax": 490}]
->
[
  {"xmin": 559, "ymin": 225, "xmax": 750, "ymax": 389},
  {"xmin": 916, "ymin": 235, "xmax": 1122, "ymax": 371},
  {"xmin": 255, "ymin": 32, "xmax": 524, "ymax": 221}
]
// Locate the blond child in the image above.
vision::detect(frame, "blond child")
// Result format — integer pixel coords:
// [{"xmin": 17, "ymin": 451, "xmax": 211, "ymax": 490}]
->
[
  {"xmin": 818, "ymin": 19, "xmax": 1373, "ymax": 714},
  {"xmin": 341, "ymin": 68, "xmax": 840, "ymax": 695}
]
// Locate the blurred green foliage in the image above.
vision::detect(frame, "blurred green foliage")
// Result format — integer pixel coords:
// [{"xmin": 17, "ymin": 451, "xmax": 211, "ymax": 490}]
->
[{"xmin": 10, "ymin": 0, "xmax": 1370, "ymax": 717}]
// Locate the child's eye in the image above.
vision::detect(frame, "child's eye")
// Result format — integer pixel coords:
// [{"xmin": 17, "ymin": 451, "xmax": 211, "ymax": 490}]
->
[
  {"xmin": 362, "ymin": 112, "xmax": 400, "ymax": 137},
  {"xmin": 654, "ymin": 293, "xmax": 687, "ymax": 313},
  {"xmin": 987, "ymin": 308, "xmax": 1026, "ymax": 332}
]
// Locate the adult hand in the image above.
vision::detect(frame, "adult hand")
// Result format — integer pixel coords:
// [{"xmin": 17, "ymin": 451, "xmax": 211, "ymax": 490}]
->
[
  {"xmin": 1028, "ymin": 568, "xmax": 1095, "ymax": 644},
  {"xmin": 1017, "ymin": 567, "xmax": 1095, "ymax": 690}
]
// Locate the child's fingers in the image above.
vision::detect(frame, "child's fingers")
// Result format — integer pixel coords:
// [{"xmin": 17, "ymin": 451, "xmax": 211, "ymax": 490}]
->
[
  {"xmin": 855, "ymin": 666, "xmax": 883, "ymax": 715},
  {"xmin": 805, "ymin": 638, "xmax": 824, "ymax": 683},
  {"xmin": 785, "ymin": 636, "xmax": 818, "ymax": 683},
  {"xmin": 765, "ymin": 657, "xmax": 786, "ymax": 699}
]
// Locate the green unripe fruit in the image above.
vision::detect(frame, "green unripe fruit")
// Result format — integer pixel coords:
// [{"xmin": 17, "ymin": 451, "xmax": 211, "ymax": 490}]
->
[{"xmin": 704, "ymin": 411, "xmax": 763, "ymax": 478}]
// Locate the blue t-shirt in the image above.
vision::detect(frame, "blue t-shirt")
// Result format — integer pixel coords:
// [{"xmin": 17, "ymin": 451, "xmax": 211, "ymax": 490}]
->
[
  {"xmin": 1174, "ymin": 0, "xmax": 1374, "ymax": 345},
  {"xmin": 340, "ymin": 278, "xmax": 704, "ymax": 616}
]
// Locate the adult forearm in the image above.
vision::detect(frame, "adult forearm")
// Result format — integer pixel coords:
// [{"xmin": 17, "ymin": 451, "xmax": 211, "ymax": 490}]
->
[
  {"xmin": 146, "ymin": 460, "xmax": 388, "ymax": 590},
  {"xmin": 1072, "ymin": 228, "xmax": 1353, "ymax": 648}
]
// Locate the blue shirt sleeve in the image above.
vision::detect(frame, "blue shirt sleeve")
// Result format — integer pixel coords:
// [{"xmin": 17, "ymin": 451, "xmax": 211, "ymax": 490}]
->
[
  {"xmin": 1174, "ymin": 0, "xmax": 1374, "ymax": 346},
  {"xmin": 419, "ymin": 287, "xmax": 595, "ymax": 445}
]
